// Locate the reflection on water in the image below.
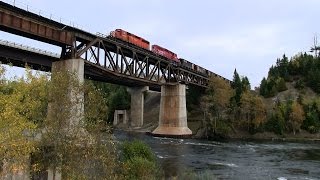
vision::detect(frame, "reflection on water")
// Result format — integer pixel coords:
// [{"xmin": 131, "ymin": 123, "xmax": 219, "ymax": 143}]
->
[{"xmin": 114, "ymin": 131, "xmax": 320, "ymax": 180}]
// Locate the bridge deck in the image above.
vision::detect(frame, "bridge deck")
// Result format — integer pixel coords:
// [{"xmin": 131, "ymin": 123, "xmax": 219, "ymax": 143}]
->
[{"xmin": 0, "ymin": 1, "xmax": 231, "ymax": 88}]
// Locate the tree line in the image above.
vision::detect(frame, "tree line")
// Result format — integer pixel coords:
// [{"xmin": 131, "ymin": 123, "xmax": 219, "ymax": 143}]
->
[
  {"xmin": 259, "ymin": 52, "xmax": 320, "ymax": 134},
  {"xmin": 260, "ymin": 53, "xmax": 320, "ymax": 97},
  {"xmin": 0, "ymin": 65, "xmax": 160, "ymax": 179},
  {"xmin": 200, "ymin": 52, "xmax": 320, "ymax": 139}
]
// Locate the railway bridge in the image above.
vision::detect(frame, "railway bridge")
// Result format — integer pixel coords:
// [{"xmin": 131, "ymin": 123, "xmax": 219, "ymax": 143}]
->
[{"xmin": 0, "ymin": 1, "xmax": 231, "ymax": 136}]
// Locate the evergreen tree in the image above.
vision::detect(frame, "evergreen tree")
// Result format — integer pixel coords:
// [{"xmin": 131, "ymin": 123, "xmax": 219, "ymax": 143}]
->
[
  {"xmin": 259, "ymin": 77, "xmax": 268, "ymax": 96},
  {"xmin": 277, "ymin": 77, "xmax": 287, "ymax": 92},
  {"xmin": 302, "ymin": 100, "xmax": 320, "ymax": 133},
  {"xmin": 307, "ymin": 68, "xmax": 320, "ymax": 93},
  {"xmin": 232, "ymin": 69, "xmax": 242, "ymax": 105},
  {"xmin": 241, "ymin": 76, "xmax": 251, "ymax": 92},
  {"xmin": 279, "ymin": 54, "xmax": 289, "ymax": 80}
]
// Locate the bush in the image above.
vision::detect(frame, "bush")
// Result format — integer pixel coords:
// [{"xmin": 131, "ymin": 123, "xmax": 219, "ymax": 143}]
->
[
  {"xmin": 177, "ymin": 170, "xmax": 218, "ymax": 180},
  {"xmin": 295, "ymin": 79, "xmax": 305, "ymax": 90},
  {"xmin": 264, "ymin": 114, "xmax": 285, "ymax": 135},
  {"xmin": 122, "ymin": 140, "xmax": 155, "ymax": 162},
  {"xmin": 120, "ymin": 140, "xmax": 162, "ymax": 179},
  {"xmin": 123, "ymin": 157, "xmax": 157, "ymax": 180},
  {"xmin": 216, "ymin": 120, "xmax": 231, "ymax": 136},
  {"xmin": 302, "ymin": 111, "xmax": 320, "ymax": 133}
]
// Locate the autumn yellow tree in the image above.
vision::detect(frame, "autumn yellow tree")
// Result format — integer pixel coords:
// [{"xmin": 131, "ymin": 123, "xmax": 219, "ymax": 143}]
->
[
  {"xmin": 0, "ymin": 65, "xmax": 158, "ymax": 179},
  {"xmin": 201, "ymin": 76, "xmax": 233, "ymax": 135},
  {"xmin": 0, "ymin": 66, "xmax": 118, "ymax": 179},
  {"xmin": 38, "ymin": 70, "xmax": 118, "ymax": 179},
  {"xmin": 0, "ymin": 66, "xmax": 48, "ymax": 176},
  {"xmin": 251, "ymin": 95, "xmax": 267, "ymax": 129},
  {"xmin": 289, "ymin": 101, "xmax": 305, "ymax": 135},
  {"xmin": 239, "ymin": 92, "xmax": 251, "ymax": 127},
  {"xmin": 240, "ymin": 91, "xmax": 267, "ymax": 133}
]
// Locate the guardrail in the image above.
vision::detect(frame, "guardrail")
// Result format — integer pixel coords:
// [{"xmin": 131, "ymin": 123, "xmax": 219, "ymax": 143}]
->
[
  {"xmin": 2, "ymin": 0, "xmax": 85, "ymax": 30},
  {"xmin": 0, "ymin": 39, "xmax": 60, "ymax": 58}
]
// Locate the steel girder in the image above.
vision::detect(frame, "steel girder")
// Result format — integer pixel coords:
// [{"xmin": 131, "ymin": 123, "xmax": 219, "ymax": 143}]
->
[{"xmin": 61, "ymin": 34, "xmax": 209, "ymax": 88}]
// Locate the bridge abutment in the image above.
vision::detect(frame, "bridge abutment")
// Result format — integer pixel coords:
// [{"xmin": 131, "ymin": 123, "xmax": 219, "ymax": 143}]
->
[
  {"xmin": 152, "ymin": 84, "xmax": 192, "ymax": 136},
  {"xmin": 127, "ymin": 86, "xmax": 149, "ymax": 127}
]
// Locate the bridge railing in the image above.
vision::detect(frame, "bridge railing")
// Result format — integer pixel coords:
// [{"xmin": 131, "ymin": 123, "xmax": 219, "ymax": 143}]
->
[
  {"xmin": 0, "ymin": 39, "xmax": 60, "ymax": 58},
  {"xmin": 96, "ymin": 32, "xmax": 108, "ymax": 38},
  {"xmin": 2, "ymin": 0, "xmax": 85, "ymax": 30}
]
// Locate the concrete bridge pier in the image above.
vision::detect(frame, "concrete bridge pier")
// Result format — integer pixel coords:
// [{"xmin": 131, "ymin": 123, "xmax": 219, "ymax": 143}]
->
[
  {"xmin": 127, "ymin": 86, "xmax": 149, "ymax": 127},
  {"xmin": 49, "ymin": 58, "xmax": 85, "ymax": 132},
  {"xmin": 152, "ymin": 84, "xmax": 192, "ymax": 136}
]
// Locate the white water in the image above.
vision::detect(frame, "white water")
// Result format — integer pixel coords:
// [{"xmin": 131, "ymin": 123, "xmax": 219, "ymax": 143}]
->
[{"xmin": 114, "ymin": 131, "xmax": 320, "ymax": 180}]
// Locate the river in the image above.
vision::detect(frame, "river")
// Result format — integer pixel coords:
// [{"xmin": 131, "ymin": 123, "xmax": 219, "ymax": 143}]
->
[{"xmin": 114, "ymin": 130, "xmax": 320, "ymax": 180}]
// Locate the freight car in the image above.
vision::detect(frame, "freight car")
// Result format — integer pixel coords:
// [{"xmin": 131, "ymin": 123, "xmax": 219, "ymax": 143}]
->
[
  {"xmin": 110, "ymin": 29, "xmax": 150, "ymax": 50},
  {"xmin": 194, "ymin": 65, "xmax": 207, "ymax": 75},
  {"xmin": 180, "ymin": 58, "xmax": 212, "ymax": 76},
  {"xmin": 179, "ymin": 58, "xmax": 212, "ymax": 76},
  {"xmin": 152, "ymin": 45, "xmax": 179, "ymax": 63},
  {"xmin": 207, "ymin": 71, "xmax": 216, "ymax": 77},
  {"xmin": 179, "ymin": 58, "xmax": 194, "ymax": 70},
  {"xmin": 109, "ymin": 29, "xmax": 230, "ymax": 82}
]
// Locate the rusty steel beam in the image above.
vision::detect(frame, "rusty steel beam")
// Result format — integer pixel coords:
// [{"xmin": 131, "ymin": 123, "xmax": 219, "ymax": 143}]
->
[
  {"xmin": 0, "ymin": 10, "xmax": 74, "ymax": 46},
  {"xmin": 72, "ymin": 37, "xmax": 209, "ymax": 88},
  {"xmin": 0, "ymin": 43, "xmax": 57, "ymax": 71},
  {"xmin": 0, "ymin": 1, "xmax": 231, "ymax": 87}
]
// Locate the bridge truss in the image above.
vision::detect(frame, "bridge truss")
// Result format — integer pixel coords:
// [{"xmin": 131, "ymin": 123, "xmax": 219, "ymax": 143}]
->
[
  {"xmin": 63, "ymin": 33, "xmax": 208, "ymax": 88},
  {"xmin": 0, "ymin": 1, "xmax": 230, "ymax": 89}
]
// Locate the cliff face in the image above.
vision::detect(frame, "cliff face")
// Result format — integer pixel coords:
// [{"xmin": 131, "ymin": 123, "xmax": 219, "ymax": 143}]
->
[{"xmin": 262, "ymin": 81, "xmax": 318, "ymax": 111}]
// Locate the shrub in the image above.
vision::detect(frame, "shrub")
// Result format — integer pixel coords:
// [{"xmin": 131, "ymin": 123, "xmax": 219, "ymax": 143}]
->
[
  {"xmin": 120, "ymin": 140, "xmax": 162, "ymax": 179},
  {"xmin": 302, "ymin": 111, "xmax": 320, "ymax": 133},
  {"xmin": 122, "ymin": 140, "xmax": 155, "ymax": 162},
  {"xmin": 177, "ymin": 170, "xmax": 218, "ymax": 180},
  {"xmin": 123, "ymin": 157, "xmax": 157, "ymax": 180},
  {"xmin": 265, "ymin": 114, "xmax": 285, "ymax": 135}
]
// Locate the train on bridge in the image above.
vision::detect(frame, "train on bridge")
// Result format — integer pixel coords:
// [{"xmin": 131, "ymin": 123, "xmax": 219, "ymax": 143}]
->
[{"xmin": 110, "ymin": 29, "xmax": 224, "ymax": 79}]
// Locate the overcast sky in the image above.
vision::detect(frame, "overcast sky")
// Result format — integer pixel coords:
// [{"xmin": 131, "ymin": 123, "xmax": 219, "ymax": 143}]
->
[{"xmin": 1, "ymin": 0, "xmax": 319, "ymax": 87}]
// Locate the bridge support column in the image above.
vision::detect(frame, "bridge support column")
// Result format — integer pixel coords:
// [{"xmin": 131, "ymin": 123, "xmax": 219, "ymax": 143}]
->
[
  {"xmin": 49, "ymin": 58, "xmax": 84, "ymax": 132},
  {"xmin": 152, "ymin": 84, "xmax": 192, "ymax": 136},
  {"xmin": 127, "ymin": 86, "xmax": 149, "ymax": 127}
]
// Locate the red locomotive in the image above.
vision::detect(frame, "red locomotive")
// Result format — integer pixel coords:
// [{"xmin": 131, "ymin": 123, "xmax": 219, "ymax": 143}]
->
[
  {"xmin": 110, "ymin": 29, "xmax": 150, "ymax": 50},
  {"xmin": 109, "ymin": 28, "xmax": 225, "ymax": 78},
  {"xmin": 151, "ymin": 45, "xmax": 179, "ymax": 63}
]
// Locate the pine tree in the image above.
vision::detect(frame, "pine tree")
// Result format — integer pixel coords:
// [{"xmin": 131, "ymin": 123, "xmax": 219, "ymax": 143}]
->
[
  {"xmin": 232, "ymin": 69, "xmax": 242, "ymax": 105},
  {"xmin": 241, "ymin": 76, "xmax": 251, "ymax": 92},
  {"xmin": 259, "ymin": 77, "xmax": 268, "ymax": 96},
  {"xmin": 277, "ymin": 77, "xmax": 287, "ymax": 92}
]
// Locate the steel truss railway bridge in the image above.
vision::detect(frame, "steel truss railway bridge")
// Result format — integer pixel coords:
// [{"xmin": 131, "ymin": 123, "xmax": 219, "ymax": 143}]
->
[{"xmin": 0, "ymin": 1, "xmax": 231, "ymax": 136}]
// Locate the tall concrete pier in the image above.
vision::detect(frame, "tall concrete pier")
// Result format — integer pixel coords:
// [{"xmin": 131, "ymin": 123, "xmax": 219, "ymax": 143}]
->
[
  {"xmin": 152, "ymin": 84, "xmax": 192, "ymax": 136},
  {"xmin": 127, "ymin": 86, "xmax": 149, "ymax": 127},
  {"xmin": 49, "ymin": 58, "xmax": 84, "ymax": 131}
]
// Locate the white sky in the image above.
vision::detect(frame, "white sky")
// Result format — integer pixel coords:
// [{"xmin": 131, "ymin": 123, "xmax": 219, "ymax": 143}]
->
[{"xmin": 1, "ymin": 0, "xmax": 319, "ymax": 87}]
